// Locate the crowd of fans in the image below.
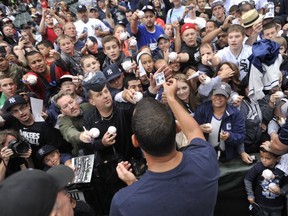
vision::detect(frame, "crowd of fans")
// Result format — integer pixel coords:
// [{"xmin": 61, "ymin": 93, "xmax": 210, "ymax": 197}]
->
[{"xmin": 0, "ymin": 0, "xmax": 287, "ymax": 215}]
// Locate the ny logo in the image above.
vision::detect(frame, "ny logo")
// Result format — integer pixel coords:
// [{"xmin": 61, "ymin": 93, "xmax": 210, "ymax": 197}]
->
[
  {"xmin": 9, "ymin": 97, "xmax": 16, "ymax": 103},
  {"xmin": 220, "ymin": 84, "xmax": 226, "ymax": 90},
  {"xmin": 107, "ymin": 69, "xmax": 113, "ymax": 75}
]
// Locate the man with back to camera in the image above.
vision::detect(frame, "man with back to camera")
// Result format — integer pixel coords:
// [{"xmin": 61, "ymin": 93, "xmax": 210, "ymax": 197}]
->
[{"xmin": 110, "ymin": 78, "xmax": 220, "ymax": 216}]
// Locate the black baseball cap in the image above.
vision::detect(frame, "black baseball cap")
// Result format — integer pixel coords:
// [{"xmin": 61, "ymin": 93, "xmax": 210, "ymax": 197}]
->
[
  {"xmin": 0, "ymin": 165, "xmax": 74, "ymax": 216},
  {"xmin": 76, "ymin": 4, "xmax": 87, "ymax": 13},
  {"xmin": 4, "ymin": 95, "xmax": 27, "ymax": 112}
]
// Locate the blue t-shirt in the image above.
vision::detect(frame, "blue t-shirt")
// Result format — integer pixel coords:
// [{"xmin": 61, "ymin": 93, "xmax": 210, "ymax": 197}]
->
[
  {"xmin": 110, "ymin": 138, "xmax": 220, "ymax": 216},
  {"xmin": 136, "ymin": 25, "xmax": 164, "ymax": 51}
]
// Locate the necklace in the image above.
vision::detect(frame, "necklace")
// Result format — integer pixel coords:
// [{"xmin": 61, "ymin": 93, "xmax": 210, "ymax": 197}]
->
[{"xmin": 101, "ymin": 112, "xmax": 114, "ymax": 121}]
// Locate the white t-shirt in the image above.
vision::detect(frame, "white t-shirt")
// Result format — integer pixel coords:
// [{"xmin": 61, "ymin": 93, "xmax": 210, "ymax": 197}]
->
[
  {"xmin": 166, "ymin": 6, "xmax": 186, "ymax": 24},
  {"xmin": 208, "ymin": 116, "xmax": 222, "ymax": 147},
  {"xmin": 216, "ymin": 45, "xmax": 252, "ymax": 80},
  {"xmin": 74, "ymin": 18, "xmax": 109, "ymax": 48}
]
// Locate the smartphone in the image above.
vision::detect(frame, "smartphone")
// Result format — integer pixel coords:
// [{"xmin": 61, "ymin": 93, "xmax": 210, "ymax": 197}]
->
[
  {"xmin": 187, "ymin": 6, "xmax": 193, "ymax": 10},
  {"xmin": 82, "ymin": 27, "xmax": 88, "ymax": 34}
]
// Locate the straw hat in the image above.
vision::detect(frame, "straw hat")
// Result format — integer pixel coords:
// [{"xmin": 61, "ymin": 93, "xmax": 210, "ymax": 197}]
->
[{"xmin": 241, "ymin": 9, "xmax": 263, "ymax": 28}]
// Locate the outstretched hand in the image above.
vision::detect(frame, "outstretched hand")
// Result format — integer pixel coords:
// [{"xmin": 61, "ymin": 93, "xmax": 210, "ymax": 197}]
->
[{"xmin": 116, "ymin": 161, "xmax": 137, "ymax": 185}]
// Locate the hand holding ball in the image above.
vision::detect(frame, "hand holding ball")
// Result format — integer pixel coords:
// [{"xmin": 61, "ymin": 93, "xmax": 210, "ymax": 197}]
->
[{"xmin": 89, "ymin": 128, "xmax": 100, "ymax": 138}]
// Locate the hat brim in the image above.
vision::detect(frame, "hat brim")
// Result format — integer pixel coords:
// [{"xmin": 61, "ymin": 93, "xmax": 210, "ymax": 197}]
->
[
  {"xmin": 142, "ymin": 9, "xmax": 155, "ymax": 14},
  {"xmin": 47, "ymin": 165, "xmax": 74, "ymax": 190},
  {"xmin": 242, "ymin": 14, "xmax": 263, "ymax": 28},
  {"xmin": 106, "ymin": 73, "xmax": 121, "ymax": 82},
  {"xmin": 213, "ymin": 90, "xmax": 229, "ymax": 98},
  {"xmin": 5, "ymin": 101, "xmax": 27, "ymax": 112}
]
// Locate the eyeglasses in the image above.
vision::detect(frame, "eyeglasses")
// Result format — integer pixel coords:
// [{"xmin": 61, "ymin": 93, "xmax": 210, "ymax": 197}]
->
[{"xmin": 10, "ymin": 104, "xmax": 28, "ymax": 115}]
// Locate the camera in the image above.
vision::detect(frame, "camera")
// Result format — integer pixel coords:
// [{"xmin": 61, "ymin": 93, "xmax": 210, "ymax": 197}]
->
[{"xmin": 8, "ymin": 139, "xmax": 30, "ymax": 157}]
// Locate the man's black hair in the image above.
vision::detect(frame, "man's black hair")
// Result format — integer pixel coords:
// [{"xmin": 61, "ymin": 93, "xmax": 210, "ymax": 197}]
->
[{"xmin": 132, "ymin": 98, "xmax": 176, "ymax": 157}]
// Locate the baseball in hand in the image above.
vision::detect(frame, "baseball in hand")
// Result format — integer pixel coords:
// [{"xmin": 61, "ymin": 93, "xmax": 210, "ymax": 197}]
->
[
  {"xmin": 108, "ymin": 126, "xmax": 117, "ymax": 135},
  {"xmin": 27, "ymin": 75, "xmax": 38, "ymax": 85},
  {"xmin": 89, "ymin": 128, "xmax": 100, "ymax": 138}
]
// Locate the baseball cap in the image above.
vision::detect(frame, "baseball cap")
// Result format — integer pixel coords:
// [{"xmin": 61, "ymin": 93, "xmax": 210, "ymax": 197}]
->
[
  {"xmin": 103, "ymin": 64, "xmax": 123, "ymax": 82},
  {"xmin": 180, "ymin": 23, "xmax": 196, "ymax": 34},
  {"xmin": 211, "ymin": 0, "xmax": 224, "ymax": 10},
  {"xmin": 242, "ymin": 9, "xmax": 263, "ymax": 28},
  {"xmin": 36, "ymin": 145, "xmax": 58, "ymax": 161},
  {"xmin": 76, "ymin": 4, "xmax": 87, "ymax": 13},
  {"xmin": 263, "ymin": 12, "xmax": 274, "ymax": 20},
  {"xmin": 0, "ymin": 165, "xmax": 74, "ymax": 216},
  {"xmin": 142, "ymin": 5, "xmax": 155, "ymax": 14},
  {"xmin": 157, "ymin": 34, "xmax": 170, "ymax": 43},
  {"xmin": 58, "ymin": 74, "xmax": 73, "ymax": 86},
  {"xmin": 4, "ymin": 95, "xmax": 27, "ymax": 112},
  {"xmin": 82, "ymin": 71, "xmax": 107, "ymax": 92},
  {"xmin": 212, "ymin": 82, "xmax": 231, "ymax": 98},
  {"xmin": 89, "ymin": 7, "xmax": 98, "ymax": 12}
]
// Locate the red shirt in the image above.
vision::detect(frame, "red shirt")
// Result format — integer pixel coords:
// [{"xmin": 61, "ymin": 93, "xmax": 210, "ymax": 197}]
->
[{"xmin": 26, "ymin": 65, "xmax": 70, "ymax": 99}]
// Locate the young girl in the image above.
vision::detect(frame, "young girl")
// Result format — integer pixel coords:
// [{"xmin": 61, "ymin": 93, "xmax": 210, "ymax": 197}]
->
[
  {"xmin": 113, "ymin": 24, "xmax": 130, "ymax": 56},
  {"xmin": 136, "ymin": 51, "xmax": 155, "ymax": 88}
]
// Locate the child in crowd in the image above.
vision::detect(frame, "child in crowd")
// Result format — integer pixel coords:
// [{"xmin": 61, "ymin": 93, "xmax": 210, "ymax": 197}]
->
[
  {"xmin": 113, "ymin": 24, "xmax": 130, "ymax": 56},
  {"xmin": 102, "ymin": 35, "xmax": 127, "ymax": 69},
  {"xmin": 154, "ymin": 34, "xmax": 172, "ymax": 61},
  {"xmin": 36, "ymin": 145, "xmax": 72, "ymax": 170},
  {"xmin": 244, "ymin": 147, "xmax": 288, "ymax": 216},
  {"xmin": 57, "ymin": 34, "xmax": 83, "ymax": 76},
  {"xmin": 36, "ymin": 40, "xmax": 55, "ymax": 66},
  {"xmin": 262, "ymin": 21, "xmax": 279, "ymax": 40},
  {"xmin": 81, "ymin": 54, "xmax": 101, "ymax": 77}
]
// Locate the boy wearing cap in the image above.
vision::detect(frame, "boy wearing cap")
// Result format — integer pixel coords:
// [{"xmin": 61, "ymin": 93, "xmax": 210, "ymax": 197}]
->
[
  {"xmin": 194, "ymin": 82, "xmax": 245, "ymax": 162},
  {"xmin": 36, "ymin": 145, "xmax": 72, "ymax": 169},
  {"xmin": 211, "ymin": 0, "xmax": 226, "ymax": 26},
  {"xmin": 154, "ymin": 34, "xmax": 172, "ymax": 61},
  {"xmin": 131, "ymin": 5, "xmax": 164, "ymax": 51},
  {"xmin": 177, "ymin": 23, "xmax": 201, "ymax": 69},
  {"xmin": 0, "ymin": 95, "xmax": 72, "ymax": 168}
]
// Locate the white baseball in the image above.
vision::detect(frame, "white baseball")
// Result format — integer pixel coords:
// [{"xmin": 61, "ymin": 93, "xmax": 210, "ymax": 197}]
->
[
  {"xmin": 120, "ymin": 32, "xmax": 128, "ymax": 41},
  {"xmin": 134, "ymin": 92, "xmax": 143, "ymax": 102},
  {"xmin": 278, "ymin": 117, "xmax": 286, "ymax": 126},
  {"xmin": 269, "ymin": 182, "xmax": 278, "ymax": 190},
  {"xmin": 137, "ymin": 11, "xmax": 145, "ymax": 18},
  {"xmin": 122, "ymin": 61, "xmax": 132, "ymax": 71},
  {"xmin": 203, "ymin": 76, "xmax": 211, "ymax": 85},
  {"xmin": 168, "ymin": 52, "xmax": 178, "ymax": 61},
  {"xmin": 205, "ymin": 123, "xmax": 212, "ymax": 130},
  {"xmin": 232, "ymin": 95, "xmax": 239, "ymax": 102},
  {"xmin": 276, "ymin": 91, "xmax": 284, "ymax": 98},
  {"xmin": 89, "ymin": 128, "xmax": 100, "ymax": 138},
  {"xmin": 27, "ymin": 75, "xmax": 38, "ymax": 85},
  {"xmin": 108, "ymin": 126, "xmax": 117, "ymax": 134},
  {"xmin": 129, "ymin": 38, "xmax": 137, "ymax": 46},
  {"xmin": 87, "ymin": 39, "xmax": 94, "ymax": 48},
  {"xmin": 262, "ymin": 169, "xmax": 274, "ymax": 180}
]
